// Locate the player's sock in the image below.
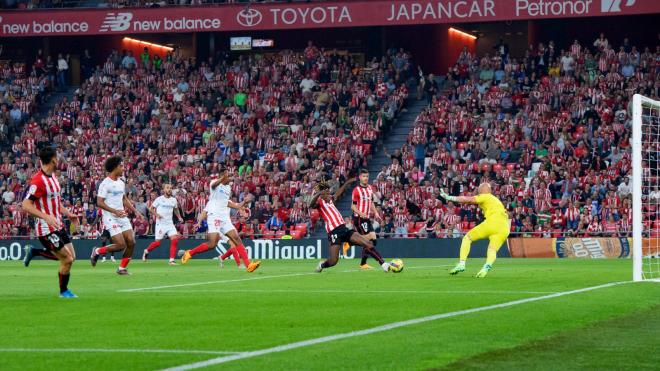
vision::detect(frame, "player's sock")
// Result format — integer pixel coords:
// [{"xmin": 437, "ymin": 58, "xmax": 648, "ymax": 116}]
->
[
  {"xmin": 147, "ymin": 240, "xmax": 161, "ymax": 252},
  {"xmin": 58, "ymin": 272, "xmax": 70, "ymax": 294},
  {"xmin": 485, "ymin": 245, "xmax": 498, "ymax": 266},
  {"xmin": 236, "ymin": 245, "xmax": 250, "ymax": 267},
  {"xmin": 367, "ymin": 248, "xmax": 385, "ymax": 265},
  {"xmin": 360, "ymin": 249, "xmax": 369, "ymax": 265},
  {"xmin": 221, "ymin": 247, "xmax": 241, "ymax": 266},
  {"xmin": 120, "ymin": 258, "xmax": 131, "ymax": 269},
  {"xmin": 169, "ymin": 239, "xmax": 179, "ymax": 260},
  {"xmin": 231, "ymin": 248, "xmax": 241, "ymax": 266},
  {"xmin": 458, "ymin": 260, "xmax": 466, "ymax": 267},
  {"xmin": 189, "ymin": 243, "xmax": 209, "ymax": 256},
  {"xmin": 96, "ymin": 247, "xmax": 108, "ymax": 255},
  {"xmin": 459, "ymin": 236, "xmax": 472, "ymax": 261},
  {"xmin": 35, "ymin": 249, "xmax": 58, "ymax": 261}
]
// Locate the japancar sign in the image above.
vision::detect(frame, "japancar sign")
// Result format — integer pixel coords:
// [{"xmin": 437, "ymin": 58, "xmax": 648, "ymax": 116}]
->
[{"xmin": 0, "ymin": 0, "xmax": 657, "ymax": 37}]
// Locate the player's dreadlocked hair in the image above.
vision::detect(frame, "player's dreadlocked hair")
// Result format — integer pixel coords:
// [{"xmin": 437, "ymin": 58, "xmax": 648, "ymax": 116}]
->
[{"xmin": 315, "ymin": 180, "xmax": 330, "ymax": 192}]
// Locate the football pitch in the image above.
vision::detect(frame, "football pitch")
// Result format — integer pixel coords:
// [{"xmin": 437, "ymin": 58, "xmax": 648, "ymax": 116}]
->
[{"xmin": 1, "ymin": 258, "xmax": 658, "ymax": 370}]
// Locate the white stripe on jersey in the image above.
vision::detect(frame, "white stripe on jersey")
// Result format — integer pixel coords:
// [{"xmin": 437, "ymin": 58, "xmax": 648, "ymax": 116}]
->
[{"xmin": 318, "ymin": 199, "xmax": 344, "ymax": 233}]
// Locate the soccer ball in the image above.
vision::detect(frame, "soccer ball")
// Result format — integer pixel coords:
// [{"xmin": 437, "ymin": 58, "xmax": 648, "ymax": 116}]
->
[{"xmin": 390, "ymin": 259, "xmax": 404, "ymax": 273}]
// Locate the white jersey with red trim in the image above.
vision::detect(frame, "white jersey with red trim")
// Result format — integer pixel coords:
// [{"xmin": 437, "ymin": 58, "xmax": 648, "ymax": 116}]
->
[
  {"xmin": 97, "ymin": 177, "xmax": 126, "ymax": 211},
  {"xmin": 207, "ymin": 181, "xmax": 232, "ymax": 219},
  {"xmin": 318, "ymin": 198, "xmax": 344, "ymax": 233},
  {"xmin": 152, "ymin": 195, "xmax": 178, "ymax": 225},
  {"xmin": 26, "ymin": 170, "xmax": 62, "ymax": 237},
  {"xmin": 351, "ymin": 185, "xmax": 374, "ymax": 218}
]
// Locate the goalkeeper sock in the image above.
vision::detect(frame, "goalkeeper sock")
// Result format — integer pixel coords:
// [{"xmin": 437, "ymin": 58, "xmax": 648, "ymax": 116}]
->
[
  {"xmin": 486, "ymin": 245, "xmax": 498, "ymax": 266},
  {"xmin": 459, "ymin": 236, "xmax": 472, "ymax": 262}
]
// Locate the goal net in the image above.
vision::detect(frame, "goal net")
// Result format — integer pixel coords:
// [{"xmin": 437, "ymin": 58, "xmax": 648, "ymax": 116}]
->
[{"xmin": 633, "ymin": 94, "xmax": 660, "ymax": 282}]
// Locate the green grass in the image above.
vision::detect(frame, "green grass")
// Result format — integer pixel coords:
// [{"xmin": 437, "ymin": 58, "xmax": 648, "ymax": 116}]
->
[{"xmin": 0, "ymin": 258, "xmax": 658, "ymax": 370}]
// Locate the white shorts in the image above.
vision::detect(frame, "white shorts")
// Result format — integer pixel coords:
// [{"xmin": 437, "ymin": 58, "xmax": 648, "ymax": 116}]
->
[
  {"xmin": 208, "ymin": 214, "xmax": 235, "ymax": 235},
  {"xmin": 103, "ymin": 214, "xmax": 133, "ymax": 237},
  {"xmin": 155, "ymin": 222, "xmax": 179, "ymax": 240}
]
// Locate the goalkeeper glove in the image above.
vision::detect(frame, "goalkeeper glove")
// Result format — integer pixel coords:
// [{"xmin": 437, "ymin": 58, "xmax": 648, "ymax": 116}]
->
[{"xmin": 440, "ymin": 189, "xmax": 457, "ymax": 202}]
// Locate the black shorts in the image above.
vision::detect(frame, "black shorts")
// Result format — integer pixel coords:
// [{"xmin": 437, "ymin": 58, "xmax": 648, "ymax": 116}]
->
[
  {"xmin": 352, "ymin": 216, "xmax": 374, "ymax": 235},
  {"xmin": 327, "ymin": 225, "xmax": 355, "ymax": 246},
  {"xmin": 38, "ymin": 229, "xmax": 72, "ymax": 252}
]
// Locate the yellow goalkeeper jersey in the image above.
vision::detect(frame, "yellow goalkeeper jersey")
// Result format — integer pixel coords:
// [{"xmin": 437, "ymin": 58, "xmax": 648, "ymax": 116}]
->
[{"xmin": 474, "ymin": 193, "xmax": 508, "ymax": 221}]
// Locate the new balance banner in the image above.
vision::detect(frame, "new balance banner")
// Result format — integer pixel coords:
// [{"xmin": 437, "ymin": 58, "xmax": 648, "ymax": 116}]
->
[
  {"xmin": 555, "ymin": 237, "xmax": 631, "ymax": 258},
  {"xmin": 0, "ymin": 238, "xmax": 508, "ymax": 260},
  {"xmin": 0, "ymin": 0, "xmax": 658, "ymax": 37}
]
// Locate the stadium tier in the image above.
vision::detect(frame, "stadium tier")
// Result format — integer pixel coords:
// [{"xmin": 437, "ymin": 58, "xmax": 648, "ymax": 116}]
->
[
  {"xmin": 1, "ymin": 33, "xmax": 658, "ymax": 240},
  {"xmin": 0, "ymin": 44, "xmax": 412, "ymax": 239},
  {"xmin": 374, "ymin": 39, "xmax": 658, "ymax": 239}
]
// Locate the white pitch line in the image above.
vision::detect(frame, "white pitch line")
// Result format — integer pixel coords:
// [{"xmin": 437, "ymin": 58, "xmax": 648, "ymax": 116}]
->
[
  {"xmin": 118, "ymin": 272, "xmax": 316, "ymax": 292},
  {"xmin": 161, "ymin": 281, "xmax": 630, "ymax": 371},
  {"xmin": 0, "ymin": 348, "xmax": 241, "ymax": 355},
  {"xmin": 118, "ymin": 264, "xmax": 453, "ymax": 293},
  {"xmin": 151, "ymin": 289, "xmax": 558, "ymax": 295}
]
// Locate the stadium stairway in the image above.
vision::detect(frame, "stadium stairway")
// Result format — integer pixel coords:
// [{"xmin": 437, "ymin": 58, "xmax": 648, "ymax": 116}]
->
[
  {"xmin": 311, "ymin": 92, "xmax": 428, "ymax": 238},
  {"xmin": 34, "ymin": 86, "xmax": 78, "ymax": 121}
]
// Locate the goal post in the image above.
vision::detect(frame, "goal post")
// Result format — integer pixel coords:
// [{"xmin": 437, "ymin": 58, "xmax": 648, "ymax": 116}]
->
[{"xmin": 632, "ymin": 94, "xmax": 660, "ymax": 282}]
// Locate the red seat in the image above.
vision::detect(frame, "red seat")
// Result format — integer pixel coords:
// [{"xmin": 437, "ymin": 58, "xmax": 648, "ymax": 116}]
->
[
  {"xmin": 290, "ymin": 230, "xmax": 303, "ymax": 239},
  {"xmin": 457, "ymin": 142, "xmax": 467, "ymax": 150},
  {"xmin": 481, "ymin": 163, "xmax": 491, "ymax": 172},
  {"xmin": 492, "ymin": 164, "xmax": 503, "ymax": 172},
  {"xmin": 310, "ymin": 209, "xmax": 320, "ymax": 225},
  {"xmin": 506, "ymin": 163, "xmax": 516, "ymax": 171},
  {"xmin": 275, "ymin": 230, "xmax": 286, "ymax": 239}
]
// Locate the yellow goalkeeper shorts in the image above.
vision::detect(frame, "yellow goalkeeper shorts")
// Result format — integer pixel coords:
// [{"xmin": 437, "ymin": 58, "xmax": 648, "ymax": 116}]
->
[{"xmin": 466, "ymin": 218, "xmax": 511, "ymax": 249}]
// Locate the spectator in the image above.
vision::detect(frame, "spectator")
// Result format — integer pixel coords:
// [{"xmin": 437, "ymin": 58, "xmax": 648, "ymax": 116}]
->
[{"xmin": 57, "ymin": 53, "xmax": 68, "ymax": 90}]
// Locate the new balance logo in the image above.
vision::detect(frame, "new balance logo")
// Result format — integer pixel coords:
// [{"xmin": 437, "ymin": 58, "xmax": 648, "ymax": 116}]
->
[
  {"xmin": 601, "ymin": 0, "xmax": 636, "ymax": 13},
  {"xmin": 99, "ymin": 12, "xmax": 133, "ymax": 32}
]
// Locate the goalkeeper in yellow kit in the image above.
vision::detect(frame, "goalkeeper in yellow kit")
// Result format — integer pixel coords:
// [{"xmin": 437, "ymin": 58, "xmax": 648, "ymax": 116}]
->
[{"xmin": 440, "ymin": 183, "xmax": 510, "ymax": 278}]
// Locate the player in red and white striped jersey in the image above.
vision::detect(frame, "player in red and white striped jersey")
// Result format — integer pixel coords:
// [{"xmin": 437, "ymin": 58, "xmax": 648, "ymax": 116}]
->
[
  {"xmin": 350, "ymin": 169, "xmax": 388, "ymax": 270},
  {"xmin": 309, "ymin": 179, "xmax": 391, "ymax": 273},
  {"xmin": 21, "ymin": 147, "xmax": 79, "ymax": 298}
]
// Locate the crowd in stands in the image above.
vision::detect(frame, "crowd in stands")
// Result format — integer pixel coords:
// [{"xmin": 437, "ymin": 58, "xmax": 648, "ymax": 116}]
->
[
  {"xmin": 371, "ymin": 34, "xmax": 658, "ymax": 238},
  {"xmin": 0, "ymin": 41, "xmax": 413, "ymax": 239}
]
